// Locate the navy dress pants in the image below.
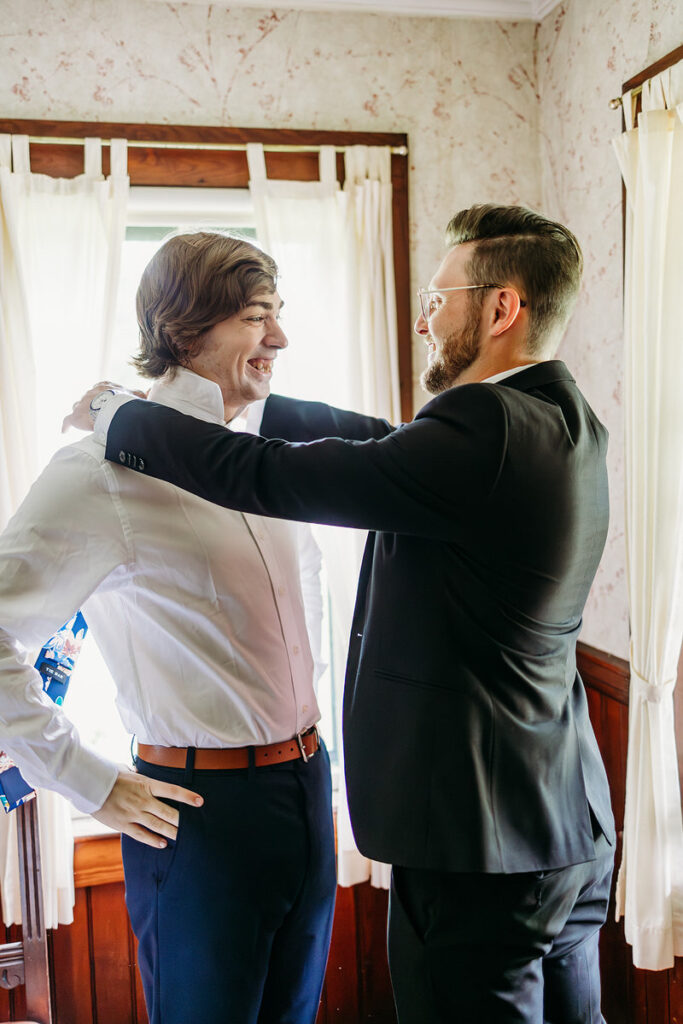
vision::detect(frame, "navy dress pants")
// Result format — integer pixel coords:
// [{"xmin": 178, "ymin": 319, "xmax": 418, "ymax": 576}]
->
[
  {"xmin": 388, "ymin": 830, "xmax": 614, "ymax": 1024},
  {"xmin": 121, "ymin": 742, "xmax": 336, "ymax": 1024}
]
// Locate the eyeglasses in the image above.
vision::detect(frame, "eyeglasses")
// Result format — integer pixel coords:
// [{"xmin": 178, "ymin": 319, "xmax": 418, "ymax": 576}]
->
[{"xmin": 417, "ymin": 284, "xmax": 527, "ymax": 321}]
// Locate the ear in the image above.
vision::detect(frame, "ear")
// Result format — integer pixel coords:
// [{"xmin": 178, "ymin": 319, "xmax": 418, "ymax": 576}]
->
[{"xmin": 489, "ymin": 288, "xmax": 524, "ymax": 337}]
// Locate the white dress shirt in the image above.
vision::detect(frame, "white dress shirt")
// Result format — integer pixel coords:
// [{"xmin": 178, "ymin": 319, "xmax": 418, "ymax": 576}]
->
[
  {"xmin": 0, "ymin": 369, "xmax": 322, "ymax": 814},
  {"xmin": 482, "ymin": 364, "xmax": 537, "ymax": 385}
]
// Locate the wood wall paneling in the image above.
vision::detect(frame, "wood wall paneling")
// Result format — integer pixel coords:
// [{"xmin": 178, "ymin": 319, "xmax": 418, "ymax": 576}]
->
[
  {"xmin": 354, "ymin": 882, "xmax": 395, "ymax": 1023},
  {"xmin": 316, "ymin": 883, "xmax": 395, "ymax": 1024},
  {"xmin": 88, "ymin": 883, "xmax": 136, "ymax": 1024},
  {"xmin": 318, "ymin": 883, "xmax": 360, "ymax": 1022},
  {"xmin": 49, "ymin": 887, "xmax": 93, "ymax": 1024}
]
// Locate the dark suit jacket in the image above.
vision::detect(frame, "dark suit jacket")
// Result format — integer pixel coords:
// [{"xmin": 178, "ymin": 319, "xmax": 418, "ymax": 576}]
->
[{"xmin": 105, "ymin": 360, "xmax": 615, "ymax": 872}]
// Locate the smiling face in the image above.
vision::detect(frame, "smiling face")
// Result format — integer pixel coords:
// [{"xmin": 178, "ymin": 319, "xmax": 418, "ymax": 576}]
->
[
  {"xmin": 187, "ymin": 290, "xmax": 287, "ymax": 419},
  {"xmin": 416, "ymin": 244, "xmax": 484, "ymax": 395}
]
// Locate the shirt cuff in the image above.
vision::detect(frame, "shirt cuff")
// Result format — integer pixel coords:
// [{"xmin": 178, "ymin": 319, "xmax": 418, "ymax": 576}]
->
[
  {"xmin": 18, "ymin": 742, "xmax": 121, "ymax": 815},
  {"xmin": 92, "ymin": 392, "xmax": 136, "ymax": 446},
  {"xmin": 63, "ymin": 752, "xmax": 121, "ymax": 815}
]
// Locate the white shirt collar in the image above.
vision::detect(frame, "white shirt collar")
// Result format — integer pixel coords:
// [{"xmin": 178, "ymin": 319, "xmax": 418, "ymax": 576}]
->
[
  {"xmin": 482, "ymin": 364, "xmax": 538, "ymax": 386},
  {"xmin": 148, "ymin": 367, "xmax": 226, "ymax": 425}
]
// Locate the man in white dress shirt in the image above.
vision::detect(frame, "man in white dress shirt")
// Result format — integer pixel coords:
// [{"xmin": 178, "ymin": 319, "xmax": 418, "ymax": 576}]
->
[{"xmin": 0, "ymin": 233, "xmax": 336, "ymax": 1024}]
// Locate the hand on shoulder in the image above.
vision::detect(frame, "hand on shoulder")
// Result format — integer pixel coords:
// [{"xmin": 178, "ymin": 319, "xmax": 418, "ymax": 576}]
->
[{"xmin": 62, "ymin": 382, "xmax": 148, "ymax": 434}]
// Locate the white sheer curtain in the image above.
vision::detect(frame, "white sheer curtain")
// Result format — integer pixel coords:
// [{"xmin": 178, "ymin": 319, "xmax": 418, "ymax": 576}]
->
[
  {"xmin": 0, "ymin": 134, "xmax": 129, "ymax": 927},
  {"xmin": 344, "ymin": 145, "xmax": 401, "ymax": 422},
  {"xmin": 247, "ymin": 143, "xmax": 400, "ymax": 888},
  {"xmin": 612, "ymin": 60, "xmax": 683, "ymax": 970}
]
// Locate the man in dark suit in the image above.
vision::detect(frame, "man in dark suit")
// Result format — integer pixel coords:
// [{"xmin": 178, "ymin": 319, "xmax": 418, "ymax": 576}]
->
[{"xmin": 82, "ymin": 204, "xmax": 615, "ymax": 1023}]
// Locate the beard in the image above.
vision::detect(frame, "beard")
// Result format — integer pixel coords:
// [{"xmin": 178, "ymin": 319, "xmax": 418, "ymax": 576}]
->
[{"xmin": 420, "ymin": 303, "xmax": 482, "ymax": 395}]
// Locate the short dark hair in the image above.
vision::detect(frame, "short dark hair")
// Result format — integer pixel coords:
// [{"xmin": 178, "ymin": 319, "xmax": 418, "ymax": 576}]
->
[
  {"xmin": 132, "ymin": 232, "xmax": 278, "ymax": 378},
  {"xmin": 445, "ymin": 204, "xmax": 583, "ymax": 354}
]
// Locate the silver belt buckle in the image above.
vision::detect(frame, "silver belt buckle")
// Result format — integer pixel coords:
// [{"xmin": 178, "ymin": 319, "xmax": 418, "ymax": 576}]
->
[{"xmin": 296, "ymin": 724, "xmax": 319, "ymax": 763}]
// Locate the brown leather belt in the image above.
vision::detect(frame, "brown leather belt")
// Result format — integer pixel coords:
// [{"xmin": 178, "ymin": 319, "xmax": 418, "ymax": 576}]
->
[{"xmin": 137, "ymin": 725, "xmax": 320, "ymax": 770}]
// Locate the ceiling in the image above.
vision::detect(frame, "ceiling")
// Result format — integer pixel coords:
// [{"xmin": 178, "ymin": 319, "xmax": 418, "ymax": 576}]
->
[{"xmin": 147, "ymin": 0, "xmax": 563, "ymax": 21}]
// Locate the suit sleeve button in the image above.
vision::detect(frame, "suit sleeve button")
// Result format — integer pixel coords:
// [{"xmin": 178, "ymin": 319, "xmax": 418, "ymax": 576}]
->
[{"xmin": 118, "ymin": 451, "xmax": 126, "ymax": 464}]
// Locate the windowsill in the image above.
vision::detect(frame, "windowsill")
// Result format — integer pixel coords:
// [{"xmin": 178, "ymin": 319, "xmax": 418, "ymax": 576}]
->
[{"xmin": 72, "ymin": 814, "xmax": 124, "ymax": 887}]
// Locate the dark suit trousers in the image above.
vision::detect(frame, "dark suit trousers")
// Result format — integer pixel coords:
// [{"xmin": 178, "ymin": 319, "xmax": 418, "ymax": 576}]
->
[
  {"xmin": 121, "ymin": 743, "xmax": 336, "ymax": 1024},
  {"xmin": 388, "ymin": 831, "xmax": 614, "ymax": 1024}
]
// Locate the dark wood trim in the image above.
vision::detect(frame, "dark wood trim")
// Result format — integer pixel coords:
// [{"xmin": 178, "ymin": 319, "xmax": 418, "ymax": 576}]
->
[
  {"xmin": 0, "ymin": 119, "xmax": 407, "ymax": 190},
  {"xmin": 390, "ymin": 149, "xmax": 413, "ymax": 421},
  {"xmin": 623, "ymin": 43, "xmax": 683, "ymax": 93},
  {"xmin": 0, "ymin": 119, "xmax": 406, "ymax": 148},
  {"xmin": 577, "ymin": 641, "xmax": 630, "ymax": 705},
  {"xmin": 0, "ymin": 118, "xmax": 413, "ymax": 421}
]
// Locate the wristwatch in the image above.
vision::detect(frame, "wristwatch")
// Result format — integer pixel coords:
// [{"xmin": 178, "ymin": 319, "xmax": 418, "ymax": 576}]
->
[{"xmin": 89, "ymin": 388, "xmax": 117, "ymax": 423}]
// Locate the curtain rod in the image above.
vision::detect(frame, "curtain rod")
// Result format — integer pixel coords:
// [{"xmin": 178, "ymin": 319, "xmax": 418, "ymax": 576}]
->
[
  {"xmin": 27, "ymin": 136, "xmax": 409, "ymax": 156},
  {"xmin": 609, "ymin": 83, "xmax": 643, "ymax": 109}
]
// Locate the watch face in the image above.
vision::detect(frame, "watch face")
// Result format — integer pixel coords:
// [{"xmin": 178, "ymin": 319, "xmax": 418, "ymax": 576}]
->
[{"xmin": 90, "ymin": 389, "xmax": 115, "ymax": 412}]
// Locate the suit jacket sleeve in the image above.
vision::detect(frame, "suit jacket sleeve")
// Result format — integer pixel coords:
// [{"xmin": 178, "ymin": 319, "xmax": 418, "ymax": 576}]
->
[
  {"xmin": 105, "ymin": 385, "xmax": 508, "ymax": 540},
  {"xmin": 261, "ymin": 394, "xmax": 395, "ymax": 442}
]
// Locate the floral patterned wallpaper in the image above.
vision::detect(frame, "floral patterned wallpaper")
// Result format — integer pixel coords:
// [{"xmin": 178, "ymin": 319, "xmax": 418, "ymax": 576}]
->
[{"xmin": 2, "ymin": 0, "xmax": 681, "ymax": 656}]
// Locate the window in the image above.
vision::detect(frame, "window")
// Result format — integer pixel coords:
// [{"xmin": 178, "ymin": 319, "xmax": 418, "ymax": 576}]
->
[{"xmin": 0, "ymin": 118, "xmax": 411, "ymax": 809}]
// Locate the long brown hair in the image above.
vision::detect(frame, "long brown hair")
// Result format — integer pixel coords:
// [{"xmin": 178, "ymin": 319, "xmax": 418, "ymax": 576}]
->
[{"xmin": 133, "ymin": 232, "xmax": 278, "ymax": 378}]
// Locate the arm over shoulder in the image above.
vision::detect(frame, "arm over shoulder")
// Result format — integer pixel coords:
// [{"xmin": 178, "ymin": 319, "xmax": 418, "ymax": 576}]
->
[
  {"xmin": 261, "ymin": 394, "xmax": 396, "ymax": 442},
  {"xmin": 104, "ymin": 384, "xmax": 507, "ymax": 539}
]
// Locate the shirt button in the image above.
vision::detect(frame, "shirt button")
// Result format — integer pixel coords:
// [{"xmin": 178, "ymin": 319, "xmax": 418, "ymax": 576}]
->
[
  {"xmin": 278, "ymin": 585, "xmax": 286, "ymax": 596},
  {"xmin": 302, "ymin": 704, "xmax": 309, "ymax": 713},
  {"xmin": 292, "ymin": 645, "xmax": 300, "ymax": 655}
]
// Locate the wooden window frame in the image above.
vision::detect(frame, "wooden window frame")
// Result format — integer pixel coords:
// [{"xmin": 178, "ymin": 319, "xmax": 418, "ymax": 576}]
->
[{"xmin": 0, "ymin": 118, "xmax": 413, "ymax": 421}]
